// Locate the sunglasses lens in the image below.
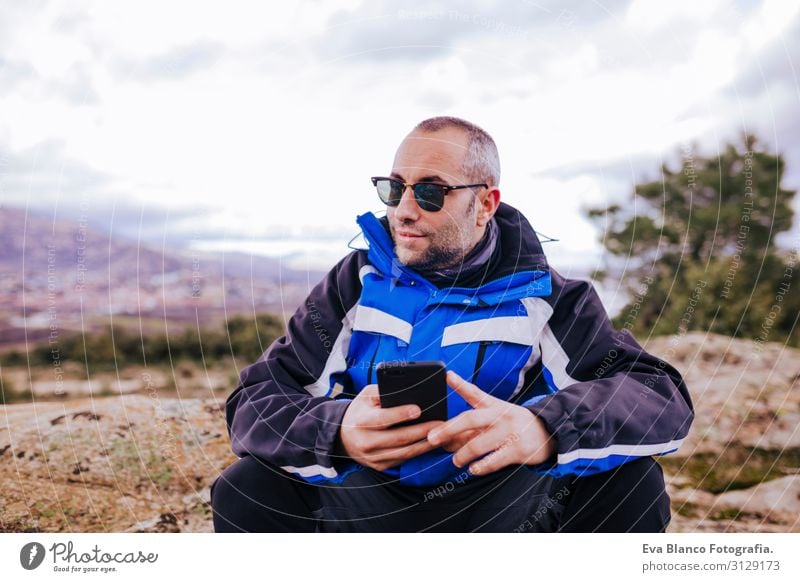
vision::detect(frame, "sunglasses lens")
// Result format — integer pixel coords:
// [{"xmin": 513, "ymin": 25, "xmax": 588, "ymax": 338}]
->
[
  {"xmin": 413, "ymin": 183, "xmax": 445, "ymax": 211},
  {"xmin": 373, "ymin": 179, "xmax": 445, "ymax": 211},
  {"xmin": 375, "ymin": 179, "xmax": 404, "ymax": 206}
]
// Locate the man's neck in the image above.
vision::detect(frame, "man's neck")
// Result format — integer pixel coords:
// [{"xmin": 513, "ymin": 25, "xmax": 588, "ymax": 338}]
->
[
  {"xmin": 438, "ymin": 225, "xmax": 487, "ymax": 270},
  {"xmin": 419, "ymin": 217, "xmax": 500, "ymax": 289}
]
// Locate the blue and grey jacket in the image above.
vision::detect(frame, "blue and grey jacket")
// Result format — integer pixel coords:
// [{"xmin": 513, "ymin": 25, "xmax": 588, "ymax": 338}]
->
[{"xmin": 226, "ymin": 202, "xmax": 693, "ymax": 487}]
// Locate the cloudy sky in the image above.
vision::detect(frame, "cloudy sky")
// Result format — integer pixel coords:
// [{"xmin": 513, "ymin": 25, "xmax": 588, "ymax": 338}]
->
[{"xmin": 1, "ymin": 0, "xmax": 799, "ymax": 275}]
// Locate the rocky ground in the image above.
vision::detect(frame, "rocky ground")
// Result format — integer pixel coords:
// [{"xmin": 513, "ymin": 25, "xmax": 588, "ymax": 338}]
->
[
  {"xmin": 1, "ymin": 332, "xmax": 798, "ymax": 532},
  {"xmin": 0, "ymin": 394, "xmax": 234, "ymax": 532},
  {"xmin": 644, "ymin": 333, "xmax": 800, "ymax": 532}
]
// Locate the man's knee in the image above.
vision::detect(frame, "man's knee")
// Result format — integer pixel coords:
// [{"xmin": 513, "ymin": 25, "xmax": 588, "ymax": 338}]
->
[
  {"xmin": 211, "ymin": 456, "xmax": 265, "ymax": 532},
  {"xmin": 562, "ymin": 457, "xmax": 671, "ymax": 532},
  {"xmin": 211, "ymin": 455, "xmax": 263, "ymax": 509},
  {"xmin": 597, "ymin": 456, "xmax": 670, "ymax": 531},
  {"xmin": 211, "ymin": 455, "xmax": 319, "ymax": 532}
]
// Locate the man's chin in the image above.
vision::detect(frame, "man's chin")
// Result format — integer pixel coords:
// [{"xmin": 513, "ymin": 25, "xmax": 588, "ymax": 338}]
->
[
  {"xmin": 395, "ymin": 249, "xmax": 422, "ymax": 268},
  {"xmin": 396, "ymin": 245, "xmax": 439, "ymax": 268},
  {"xmin": 395, "ymin": 242, "xmax": 462, "ymax": 271}
]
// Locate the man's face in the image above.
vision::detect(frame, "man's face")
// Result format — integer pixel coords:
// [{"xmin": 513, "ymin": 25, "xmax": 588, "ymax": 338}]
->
[{"xmin": 387, "ymin": 127, "xmax": 483, "ymax": 271}]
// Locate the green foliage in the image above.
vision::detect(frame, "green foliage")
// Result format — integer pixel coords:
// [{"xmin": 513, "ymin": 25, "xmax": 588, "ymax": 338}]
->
[
  {"xmin": 225, "ymin": 314, "xmax": 285, "ymax": 363},
  {"xmin": 586, "ymin": 135, "xmax": 799, "ymax": 345},
  {"xmin": 19, "ymin": 313, "xmax": 286, "ymax": 370},
  {"xmin": 2, "ymin": 351, "xmax": 25, "ymax": 366},
  {"xmin": 0, "ymin": 373, "xmax": 33, "ymax": 404},
  {"xmin": 658, "ymin": 447, "xmax": 800, "ymax": 494}
]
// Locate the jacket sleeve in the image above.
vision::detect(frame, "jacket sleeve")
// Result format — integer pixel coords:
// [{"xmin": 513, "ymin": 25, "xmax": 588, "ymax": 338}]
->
[
  {"xmin": 522, "ymin": 272, "xmax": 694, "ymax": 477},
  {"xmin": 225, "ymin": 251, "xmax": 365, "ymax": 483}
]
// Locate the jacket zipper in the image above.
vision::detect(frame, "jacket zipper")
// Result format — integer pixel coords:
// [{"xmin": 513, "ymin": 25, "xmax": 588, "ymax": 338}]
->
[
  {"xmin": 366, "ymin": 336, "xmax": 382, "ymax": 385},
  {"xmin": 471, "ymin": 341, "xmax": 491, "ymax": 384}
]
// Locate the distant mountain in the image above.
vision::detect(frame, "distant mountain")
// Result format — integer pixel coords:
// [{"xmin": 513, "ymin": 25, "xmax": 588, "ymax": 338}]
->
[
  {"xmin": 0, "ymin": 206, "xmax": 319, "ymax": 282},
  {"xmin": 0, "ymin": 206, "xmax": 327, "ymax": 347}
]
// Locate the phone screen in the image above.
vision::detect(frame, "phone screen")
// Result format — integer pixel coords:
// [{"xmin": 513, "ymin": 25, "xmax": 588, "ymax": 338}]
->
[{"xmin": 377, "ymin": 361, "xmax": 448, "ymax": 425}]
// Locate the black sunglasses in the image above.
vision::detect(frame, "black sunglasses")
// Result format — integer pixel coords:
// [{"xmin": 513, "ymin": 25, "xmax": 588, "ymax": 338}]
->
[{"xmin": 370, "ymin": 177, "xmax": 488, "ymax": 212}]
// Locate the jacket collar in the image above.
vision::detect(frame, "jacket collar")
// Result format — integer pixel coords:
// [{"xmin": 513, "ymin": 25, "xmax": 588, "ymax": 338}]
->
[{"xmin": 355, "ymin": 202, "xmax": 552, "ymax": 303}]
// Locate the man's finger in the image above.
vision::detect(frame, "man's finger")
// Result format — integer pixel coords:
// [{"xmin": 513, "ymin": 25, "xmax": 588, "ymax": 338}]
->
[
  {"xmin": 361, "ymin": 384, "xmax": 379, "ymax": 395},
  {"xmin": 451, "ymin": 429, "xmax": 506, "ymax": 468},
  {"xmin": 369, "ymin": 420, "xmax": 444, "ymax": 449},
  {"xmin": 467, "ymin": 442, "xmax": 516, "ymax": 476},
  {"xmin": 427, "ymin": 409, "xmax": 491, "ymax": 446},
  {"xmin": 359, "ymin": 384, "xmax": 381, "ymax": 407},
  {"xmin": 441, "ymin": 428, "xmax": 481, "ymax": 453},
  {"xmin": 364, "ymin": 403, "xmax": 421, "ymax": 428},
  {"xmin": 368, "ymin": 437, "xmax": 440, "ymax": 466},
  {"xmin": 446, "ymin": 371, "xmax": 491, "ymax": 408}
]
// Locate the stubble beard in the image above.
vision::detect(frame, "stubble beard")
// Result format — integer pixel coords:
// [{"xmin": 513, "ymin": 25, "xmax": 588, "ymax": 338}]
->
[{"xmin": 393, "ymin": 196, "xmax": 477, "ymax": 271}]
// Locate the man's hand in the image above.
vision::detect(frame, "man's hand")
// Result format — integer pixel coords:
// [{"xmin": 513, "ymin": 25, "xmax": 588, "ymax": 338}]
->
[
  {"xmin": 338, "ymin": 384, "xmax": 444, "ymax": 472},
  {"xmin": 427, "ymin": 371, "xmax": 557, "ymax": 476}
]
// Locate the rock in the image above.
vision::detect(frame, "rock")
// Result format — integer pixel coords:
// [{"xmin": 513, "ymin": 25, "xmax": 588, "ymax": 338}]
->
[
  {"xmin": 670, "ymin": 487, "xmax": 717, "ymax": 509},
  {"xmin": 646, "ymin": 333, "xmax": 800, "ymax": 455},
  {"xmin": 182, "ymin": 487, "xmax": 211, "ymax": 507},
  {"xmin": 664, "ymin": 472, "xmax": 693, "ymax": 489},
  {"xmin": 714, "ymin": 475, "xmax": 800, "ymax": 524},
  {"xmin": 0, "ymin": 395, "xmax": 236, "ymax": 532},
  {"xmin": 126, "ymin": 512, "xmax": 181, "ymax": 533},
  {"xmin": 668, "ymin": 513, "xmax": 797, "ymax": 533}
]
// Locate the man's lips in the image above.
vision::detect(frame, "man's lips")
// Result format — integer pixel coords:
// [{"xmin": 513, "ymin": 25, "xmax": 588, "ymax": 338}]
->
[{"xmin": 396, "ymin": 231, "xmax": 426, "ymax": 239}]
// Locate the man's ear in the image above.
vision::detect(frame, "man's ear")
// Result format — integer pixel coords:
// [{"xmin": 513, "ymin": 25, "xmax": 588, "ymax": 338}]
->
[{"xmin": 476, "ymin": 188, "xmax": 501, "ymax": 227}]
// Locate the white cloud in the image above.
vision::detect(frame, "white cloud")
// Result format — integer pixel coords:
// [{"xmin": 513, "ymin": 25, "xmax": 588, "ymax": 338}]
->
[
  {"xmin": 743, "ymin": 0, "xmax": 800, "ymax": 51},
  {"xmin": 625, "ymin": 0, "xmax": 726, "ymax": 32},
  {"xmin": 1, "ymin": 0, "xmax": 797, "ymax": 268}
]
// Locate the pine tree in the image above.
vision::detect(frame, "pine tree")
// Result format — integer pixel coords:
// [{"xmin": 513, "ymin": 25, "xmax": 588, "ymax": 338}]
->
[{"xmin": 586, "ymin": 135, "xmax": 798, "ymax": 346}]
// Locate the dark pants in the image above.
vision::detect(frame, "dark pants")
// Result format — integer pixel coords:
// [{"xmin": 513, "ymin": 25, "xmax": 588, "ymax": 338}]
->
[{"xmin": 210, "ymin": 456, "xmax": 670, "ymax": 533}]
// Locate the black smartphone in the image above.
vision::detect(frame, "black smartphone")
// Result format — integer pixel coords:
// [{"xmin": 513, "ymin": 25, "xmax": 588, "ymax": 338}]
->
[{"xmin": 377, "ymin": 360, "xmax": 448, "ymax": 426}]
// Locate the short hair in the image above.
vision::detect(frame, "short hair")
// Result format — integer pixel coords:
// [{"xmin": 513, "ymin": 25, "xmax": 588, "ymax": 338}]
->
[{"xmin": 413, "ymin": 116, "xmax": 501, "ymax": 186}]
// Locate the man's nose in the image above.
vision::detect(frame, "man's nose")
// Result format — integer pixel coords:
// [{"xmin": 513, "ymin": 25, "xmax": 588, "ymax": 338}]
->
[{"xmin": 393, "ymin": 184, "xmax": 422, "ymax": 221}]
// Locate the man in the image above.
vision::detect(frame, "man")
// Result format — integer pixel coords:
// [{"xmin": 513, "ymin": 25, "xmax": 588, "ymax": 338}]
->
[{"xmin": 210, "ymin": 116, "xmax": 694, "ymax": 532}]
